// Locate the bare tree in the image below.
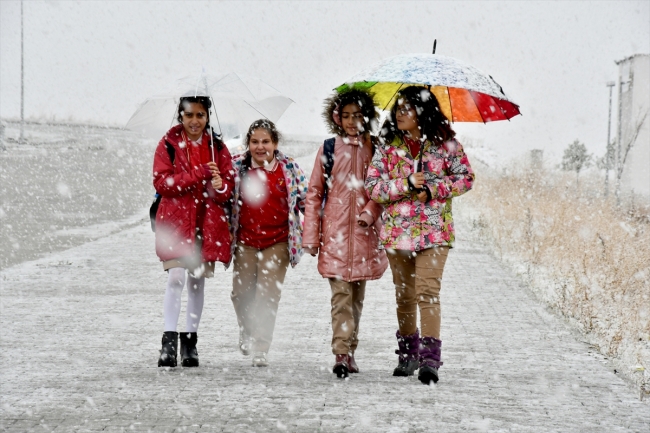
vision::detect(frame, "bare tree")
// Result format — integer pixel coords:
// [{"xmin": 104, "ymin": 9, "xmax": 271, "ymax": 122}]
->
[
  {"xmin": 615, "ymin": 110, "xmax": 649, "ymax": 204},
  {"xmin": 561, "ymin": 139, "xmax": 591, "ymax": 187}
]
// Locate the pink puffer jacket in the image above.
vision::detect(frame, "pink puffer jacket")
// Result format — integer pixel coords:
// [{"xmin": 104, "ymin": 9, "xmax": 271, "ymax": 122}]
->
[{"xmin": 303, "ymin": 135, "xmax": 388, "ymax": 282}]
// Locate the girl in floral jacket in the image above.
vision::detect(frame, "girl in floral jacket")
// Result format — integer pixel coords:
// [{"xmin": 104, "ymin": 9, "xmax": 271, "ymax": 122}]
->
[
  {"xmin": 229, "ymin": 119, "xmax": 308, "ymax": 367},
  {"xmin": 365, "ymin": 86, "xmax": 474, "ymax": 384}
]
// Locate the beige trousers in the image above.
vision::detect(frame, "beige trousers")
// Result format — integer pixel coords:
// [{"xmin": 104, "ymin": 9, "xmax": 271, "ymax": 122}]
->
[
  {"xmin": 329, "ymin": 279, "xmax": 366, "ymax": 355},
  {"xmin": 231, "ymin": 242, "xmax": 290, "ymax": 353},
  {"xmin": 387, "ymin": 246, "xmax": 449, "ymax": 339}
]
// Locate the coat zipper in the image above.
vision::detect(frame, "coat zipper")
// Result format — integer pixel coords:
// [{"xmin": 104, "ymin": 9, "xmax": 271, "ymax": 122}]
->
[{"xmin": 347, "ymin": 143, "xmax": 358, "ymax": 281}]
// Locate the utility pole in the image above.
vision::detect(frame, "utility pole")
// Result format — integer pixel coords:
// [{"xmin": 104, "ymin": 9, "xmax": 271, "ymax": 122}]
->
[
  {"xmin": 615, "ymin": 67, "xmax": 625, "ymax": 205},
  {"xmin": 604, "ymin": 81, "xmax": 615, "ymax": 197},
  {"xmin": 20, "ymin": 0, "xmax": 24, "ymax": 143}
]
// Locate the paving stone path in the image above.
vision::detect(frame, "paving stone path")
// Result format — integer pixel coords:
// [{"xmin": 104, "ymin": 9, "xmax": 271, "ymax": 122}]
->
[
  {"xmin": 1, "ymin": 124, "xmax": 648, "ymax": 431},
  {"xmin": 1, "ymin": 221, "xmax": 648, "ymax": 432}
]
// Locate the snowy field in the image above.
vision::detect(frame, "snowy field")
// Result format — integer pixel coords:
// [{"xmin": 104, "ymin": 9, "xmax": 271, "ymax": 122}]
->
[
  {"xmin": 1, "ymin": 122, "xmax": 153, "ymax": 270},
  {"xmin": 1, "ymin": 122, "xmax": 649, "ymax": 432},
  {"xmin": 0, "ymin": 121, "xmax": 324, "ymax": 271}
]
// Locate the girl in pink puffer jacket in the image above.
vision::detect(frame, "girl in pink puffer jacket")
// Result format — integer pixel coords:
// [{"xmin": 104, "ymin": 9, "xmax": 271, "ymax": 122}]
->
[{"xmin": 303, "ymin": 89, "xmax": 388, "ymax": 378}]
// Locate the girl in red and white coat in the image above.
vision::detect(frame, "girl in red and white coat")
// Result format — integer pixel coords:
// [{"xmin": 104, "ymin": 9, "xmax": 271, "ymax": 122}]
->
[
  {"xmin": 229, "ymin": 119, "xmax": 308, "ymax": 368},
  {"xmin": 152, "ymin": 96, "xmax": 234, "ymax": 368}
]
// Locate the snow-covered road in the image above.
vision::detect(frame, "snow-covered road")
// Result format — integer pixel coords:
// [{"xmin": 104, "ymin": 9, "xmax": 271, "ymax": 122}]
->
[
  {"xmin": 1, "ymin": 124, "xmax": 648, "ymax": 432},
  {"xmin": 1, "ymin": 221, "xmax": 649, "ymax": 432}
]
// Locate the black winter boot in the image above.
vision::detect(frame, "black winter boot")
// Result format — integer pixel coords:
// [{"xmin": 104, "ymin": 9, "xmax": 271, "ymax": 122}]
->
[
  {"xmin": 179, "ymin": 332, "xmax": 199, "ymax": 367},
  {"xmin": 158, "ymin": 331, "xmax": 178, "ymax": 367},
  {"xmin": 393, "ymin": 329, "xmax": 420, "ymax": 376},
  {"xmin": 418, "ymin": 336, "xmax": 443, "ymax": 384}
]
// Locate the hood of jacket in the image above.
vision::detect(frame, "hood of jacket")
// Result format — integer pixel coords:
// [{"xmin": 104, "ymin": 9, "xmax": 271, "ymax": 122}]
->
[{"xmin": 322, "ymin": 89, "xmax": 379, "ymax": 137}]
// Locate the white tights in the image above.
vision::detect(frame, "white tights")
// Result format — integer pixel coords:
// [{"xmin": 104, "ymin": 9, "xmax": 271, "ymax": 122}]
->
[{"xmin": 163, "ymin": 267, "xmax": 205, "ymax": 333}]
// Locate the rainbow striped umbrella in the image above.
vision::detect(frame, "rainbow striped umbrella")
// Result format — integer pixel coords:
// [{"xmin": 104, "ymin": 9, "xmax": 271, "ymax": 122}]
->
[{"xmin": 336, "ymin": 53, "xmax": 520, "ymax": 123}]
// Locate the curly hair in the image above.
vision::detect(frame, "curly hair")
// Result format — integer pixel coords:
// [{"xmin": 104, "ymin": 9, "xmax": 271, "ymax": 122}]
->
[
  {"xmin": 380, "ymin": 86, "xmax": 455, "ymax": 146},
  {"xmin": 322, "ymin": 89, "xmax": 378, "ymax": 137},
  {"xmin": 245, "ymin": 119, "xmax": 282, "ymax": 147}
]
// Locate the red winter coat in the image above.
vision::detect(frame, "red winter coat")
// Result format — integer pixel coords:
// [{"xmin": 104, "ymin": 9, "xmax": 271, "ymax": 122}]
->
[{"xmin": 153, "ymin": 124, "xmax": 234, "ymax": 264}]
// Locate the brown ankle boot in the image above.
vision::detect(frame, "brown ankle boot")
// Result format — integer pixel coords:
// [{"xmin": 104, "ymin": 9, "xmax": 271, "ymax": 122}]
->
[
  {"xmin": 348, "ymin": 354, "xmax": 359, "ymax": 373},
  {"xmin": 333, "ymin": 354, "xmax": 349, "ymax": 378}
]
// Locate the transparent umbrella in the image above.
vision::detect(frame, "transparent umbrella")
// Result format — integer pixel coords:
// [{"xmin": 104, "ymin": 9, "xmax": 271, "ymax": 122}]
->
[{"xmin": 125, "ymin": 72, "xmax": 294, "ymax": 142}]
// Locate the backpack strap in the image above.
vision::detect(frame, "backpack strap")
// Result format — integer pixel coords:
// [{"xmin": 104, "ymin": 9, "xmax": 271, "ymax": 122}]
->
[
  {"xmin": 321, "ymin": 137, "xmax": 336, "ymax": 207},
  {"xmin": 150, "ymin": 141, "xmax": 176, "ymax": 232},
  {"xmin": 164, "ymin": 140, "xmax": 175, "ymax": 164}
]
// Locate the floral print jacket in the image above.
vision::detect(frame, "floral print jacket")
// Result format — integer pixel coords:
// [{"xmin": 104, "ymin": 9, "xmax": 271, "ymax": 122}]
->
[
  {"xmin": 365, "ymin": 136, "xmax": 474, "ymax": 251},
  {"xmin": 230, "ymin": 150, "xmax": 309, "ymax": 268}
]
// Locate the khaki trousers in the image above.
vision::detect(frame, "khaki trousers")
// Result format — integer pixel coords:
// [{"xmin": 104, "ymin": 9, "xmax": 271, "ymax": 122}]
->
[
  {"xmin": 387, "ymin": 246, "xmax": 449, "ymax": 339},
  {"xmin": 329, "ymin": 279, "xmax": 366, "ymax": 355},
  {"xmin": 231, "ymin": 242, "xmax": 290, "ymax": 353}
]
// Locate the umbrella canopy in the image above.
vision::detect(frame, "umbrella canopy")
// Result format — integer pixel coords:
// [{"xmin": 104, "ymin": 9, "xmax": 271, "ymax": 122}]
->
[
  {"xmin": 126, "ymin": 72, "xmax": 294, "ymax": 141},
  {"xmin": 336, "ymin": 53, "xmax": 520, "ymax": 123}
]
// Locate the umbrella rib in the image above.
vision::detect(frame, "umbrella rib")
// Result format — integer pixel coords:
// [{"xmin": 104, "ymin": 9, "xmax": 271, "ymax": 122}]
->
[
  {"xmin": 241, "ymin": 99, "xmax": 269, "ymax": 119},
  {"xmin": 382, "ymin": 83, "xmax": 407, "ymax": 111},
  {"xmin": 495, "ymin": 98, "xmax": 513, "ymax": 121},
  {"xmin": 169, "ymin": 107, "xmax": 177, "ymax": 131},
  {"xmin": 469, "ymin": 91, "xmax": 487, "ymax": 124},
  {"xmin": 447, "ymin": 87, "xmax": 454, "ymax": 123},
  {"xmin": 231, "ymin": 71, "xmax": 258, "ymax": 100}
]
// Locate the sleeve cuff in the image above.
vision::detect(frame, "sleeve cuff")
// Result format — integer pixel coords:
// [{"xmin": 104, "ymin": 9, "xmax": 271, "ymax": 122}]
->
[
  {"xmin": 303, "ymin": 247, "xmax": 319, "ymax": 255},
  {"xmin": 425, "ymin": 186, "xmax": 433, "ymax": 201},
  {"xmin": 357, "ymin": 211, "xmax": 374, "ymax": 226}
]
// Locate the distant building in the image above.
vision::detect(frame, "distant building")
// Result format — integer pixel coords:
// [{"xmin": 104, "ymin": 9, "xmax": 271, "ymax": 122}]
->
[
  {"xmin": 529, "ymin": 149, "xmax": 543, "ymax": 170},
  {"xmin": 616, "ymin": 54, "xmax": 650, "ymax": 199}
]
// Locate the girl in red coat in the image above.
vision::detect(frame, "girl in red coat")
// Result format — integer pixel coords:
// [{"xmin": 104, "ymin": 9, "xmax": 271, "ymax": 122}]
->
[{"xmin": 152, "ymin": 96, "xmax": 234, "ymax": 368}]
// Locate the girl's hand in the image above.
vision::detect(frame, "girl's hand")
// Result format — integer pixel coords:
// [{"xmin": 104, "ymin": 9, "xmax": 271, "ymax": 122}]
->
[
  {"xmin": 417, "ymin": 190, "xmax": 428, "ymax": 203},
  {"xmin": 357, "ymin": 211, "xmax": 373, "ymax": 228},
  {"xmin": 408, "ymin": 172, "xmax": 425, "ymax": 189},
  {"xmin": 303, "ymin": 246, "xmax": 319, "ymax": 257},
  {"xmin": 207, "ymin": 162, "xmax": 220, "ymax": 178},
  {"xmin": 211, "ymin": 174, "xmax": 222, "ymax": 190}
]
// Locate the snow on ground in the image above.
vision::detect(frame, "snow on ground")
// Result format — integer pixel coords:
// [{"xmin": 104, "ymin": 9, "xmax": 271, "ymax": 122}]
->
[{"xmin": 1, "ymin": 123, "xmax": 649, "ymax": 432}]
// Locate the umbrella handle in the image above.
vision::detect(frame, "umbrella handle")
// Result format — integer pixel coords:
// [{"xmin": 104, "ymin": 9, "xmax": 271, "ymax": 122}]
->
[
  {"xmin": 417, "ymin": 141, "xmax": 425, "ymax": 172},
  {"xmin": 210, "ymin": 127, "xmax": 215, "ymax": 162},
  {"xmin": 414, "ymin": 144, "xmax": 425, "ymax": 193}
]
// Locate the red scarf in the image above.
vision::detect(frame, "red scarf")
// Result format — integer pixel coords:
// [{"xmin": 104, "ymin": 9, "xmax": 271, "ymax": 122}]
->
[{"xmin": 403, "ymin": 136, "xmax": 421, "ymax": 159}]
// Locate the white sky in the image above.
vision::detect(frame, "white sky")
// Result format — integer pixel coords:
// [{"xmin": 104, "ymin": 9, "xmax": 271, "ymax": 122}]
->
[{"xmin": 1, "ymin": 1, "xmax": 648, "ymax": 161}]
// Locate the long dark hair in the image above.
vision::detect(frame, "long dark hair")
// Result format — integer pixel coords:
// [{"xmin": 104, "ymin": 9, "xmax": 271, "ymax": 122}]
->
[
  {"xmin": 380, "ymin": 86, "xmax": 455, "ymax": 146},
  {"xmin": 176, "ymin": 96, "xmax": 212, "ymax": 131}
]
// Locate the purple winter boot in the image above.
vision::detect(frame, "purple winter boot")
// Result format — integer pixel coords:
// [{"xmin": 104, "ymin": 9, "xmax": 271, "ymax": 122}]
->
[
  {"xmin": 393, "ymin": 329, "xmax": 420, "ymax": 376},
  {"xmin": 418, "ymin": 336, "xmax": 443, "ymax": 384}
]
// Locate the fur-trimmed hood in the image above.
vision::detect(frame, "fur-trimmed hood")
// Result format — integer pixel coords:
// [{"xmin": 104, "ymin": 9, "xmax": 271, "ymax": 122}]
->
[{"xmin": 322, "ymin": 89, "xmax": 379, "ymax": 136}]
